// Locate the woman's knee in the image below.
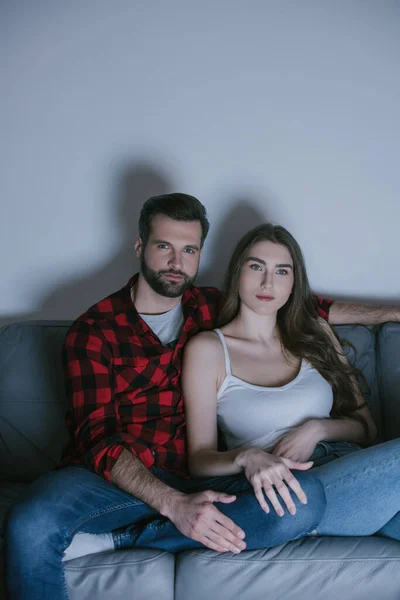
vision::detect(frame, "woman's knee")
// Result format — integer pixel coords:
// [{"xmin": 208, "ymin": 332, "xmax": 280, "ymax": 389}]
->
[{"xmin": 295, "ymin": 472, "xmax": 326, "ymax": 525}]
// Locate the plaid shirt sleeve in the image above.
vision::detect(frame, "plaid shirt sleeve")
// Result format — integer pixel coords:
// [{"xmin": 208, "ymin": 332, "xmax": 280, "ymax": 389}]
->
[
  {"xmin": 312, "ymin": 295, "xmax": 333, "ymax": 321},
  {"xmin": 63, "ymin": 319, "xmax": 154, "ymax": 481}
]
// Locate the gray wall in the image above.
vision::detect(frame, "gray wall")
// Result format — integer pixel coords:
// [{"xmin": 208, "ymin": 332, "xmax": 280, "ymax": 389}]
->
[{"xmin": 1, "ymin": 0, "xmax": 399, "ymax": 323}]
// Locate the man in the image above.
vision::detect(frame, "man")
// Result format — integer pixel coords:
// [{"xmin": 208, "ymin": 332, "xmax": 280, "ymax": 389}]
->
[{"xmin": 5, "ymin": 194, "xmax": 399, "ymax": 600}]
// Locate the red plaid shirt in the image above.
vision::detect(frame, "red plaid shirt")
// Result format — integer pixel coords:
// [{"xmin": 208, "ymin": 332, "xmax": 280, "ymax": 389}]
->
[{"xmin": 61, "ymin": 274, "xmax": 332, "ymax": 481}]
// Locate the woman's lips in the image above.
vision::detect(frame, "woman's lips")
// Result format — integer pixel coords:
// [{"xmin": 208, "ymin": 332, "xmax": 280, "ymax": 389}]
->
[{"xmin": 256, "ymin": 294, "xmax": 275, "ymax": 301}]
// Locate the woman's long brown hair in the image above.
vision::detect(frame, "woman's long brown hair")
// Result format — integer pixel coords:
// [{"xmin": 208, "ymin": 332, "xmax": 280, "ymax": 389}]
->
[{"xmin": 218, "ymin": 223, "xmax": 366, "ymax": 424}]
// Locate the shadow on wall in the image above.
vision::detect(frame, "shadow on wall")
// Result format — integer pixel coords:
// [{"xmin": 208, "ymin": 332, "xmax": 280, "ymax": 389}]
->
[
  {"xmin": 197, "ymin": 200, "xmax": 266, "ymax": 289},
  {"xmin": 0, "ymin": 162, "xmax": 175, "ymax": 326}
]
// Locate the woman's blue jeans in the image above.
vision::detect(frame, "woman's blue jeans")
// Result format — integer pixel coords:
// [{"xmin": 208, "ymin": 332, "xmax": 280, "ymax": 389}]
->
[{"xmin": 5, "ymin": 438, "xmax": 400, "ymax": 600}]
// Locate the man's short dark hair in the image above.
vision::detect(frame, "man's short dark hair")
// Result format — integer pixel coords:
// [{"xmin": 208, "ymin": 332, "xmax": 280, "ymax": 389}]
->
[{"xmin": 138, "ymin": 193, "xmax": 210, "ymax": 248}]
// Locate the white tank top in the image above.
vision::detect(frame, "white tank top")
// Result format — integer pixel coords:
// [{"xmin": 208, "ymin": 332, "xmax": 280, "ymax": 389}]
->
[{"xmin": 214, "ymin": 329, "xmax": 333, "ymax": 451}]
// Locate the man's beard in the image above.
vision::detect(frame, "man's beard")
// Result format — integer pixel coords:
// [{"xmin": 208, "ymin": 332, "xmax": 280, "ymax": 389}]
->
[{"xmin": 140, "ymin": 254, "xmax": 198, "ymax": 298}]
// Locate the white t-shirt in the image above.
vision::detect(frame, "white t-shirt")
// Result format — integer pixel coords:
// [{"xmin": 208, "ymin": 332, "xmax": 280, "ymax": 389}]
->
[{"xmin": 139, "ymin": 302, "xmax": 184, "ymax": 347}]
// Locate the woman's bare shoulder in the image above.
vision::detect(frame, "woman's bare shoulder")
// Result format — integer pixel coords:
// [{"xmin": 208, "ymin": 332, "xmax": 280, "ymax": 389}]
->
[{"xmin": 185, "ymin": 330, "xmax": 223, "ymax": 357}]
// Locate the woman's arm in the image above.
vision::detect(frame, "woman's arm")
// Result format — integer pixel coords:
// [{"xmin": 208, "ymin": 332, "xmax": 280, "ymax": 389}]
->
[
  {"xmin": 182, "ymin": 332, "xmax": 244, "ymax": 477},
  {"xmin": 183, "ymin": 333, "xmax": 313, "ymax": 516}
]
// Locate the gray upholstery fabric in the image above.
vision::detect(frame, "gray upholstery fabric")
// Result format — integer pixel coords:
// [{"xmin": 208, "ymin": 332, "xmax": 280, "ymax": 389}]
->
[
  {"xmin": 377, "ymin": 323, "xmax": 400, "ymax": 441},
  {"xmin": 175, "ymin": 537, "xmax": 400, "ymax": 600},
  {"xmin": 0, "ymin": 321, "xmax": 71, "ymax": 481},
  {"xmin": 64, "ymin": 549, "xmax": 175, "ymax": 600},
  {"xmin": 334, "ymin": 325, "xmax": 382, "ymax": 436}
]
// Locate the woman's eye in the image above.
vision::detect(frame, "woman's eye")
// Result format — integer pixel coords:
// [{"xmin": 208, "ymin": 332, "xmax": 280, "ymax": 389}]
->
[
  {"xmin": 250, "ymin": 264, "xmax": 262, "ymax": 271},
  {"xmin": 276, "ymin": 269, "xmax": 288, "ymax": 275}
]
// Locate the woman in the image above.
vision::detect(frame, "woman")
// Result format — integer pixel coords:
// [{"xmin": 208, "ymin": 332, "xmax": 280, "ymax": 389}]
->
[{"xmin": 182, "ymin": 223, "xmax": 400, "ymax": 539}]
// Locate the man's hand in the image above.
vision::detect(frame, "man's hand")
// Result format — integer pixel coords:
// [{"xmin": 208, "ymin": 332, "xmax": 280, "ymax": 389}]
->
[
  {"xmin": 236, "ymin": 448, "xmax": 312, "ymax": 515},
  {"xmin": 111, "ymin": 450, "xmax": 246, "ymax": 553},
  {"xmin": 165, "ymin": 490, "xmax": 246, "ymax": 554},
  {"xmin": 272, "ymin": 421, "xmax": 322, "ymax": 463}
]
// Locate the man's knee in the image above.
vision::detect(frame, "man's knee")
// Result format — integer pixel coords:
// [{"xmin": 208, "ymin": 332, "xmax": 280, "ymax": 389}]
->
[{"xmin": 5, "ymin": 494, "xmax": 63, "ymax": 554}]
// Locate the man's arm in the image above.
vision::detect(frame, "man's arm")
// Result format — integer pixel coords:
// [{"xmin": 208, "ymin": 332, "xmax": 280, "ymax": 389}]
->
[
  {"xmin": 110, "ymin": 450, "xmax": 246, "ymax": 554},
  {"xmin": 63, "ymin": 320, "xmax": 154, "ymax": 479},
  {"xmin": 328, "ymin": 301, "xmax": 400, "ymax": 326},
  {"xmin": 63, "ymin": 320, "xmax": 245, "ymax": 553}
]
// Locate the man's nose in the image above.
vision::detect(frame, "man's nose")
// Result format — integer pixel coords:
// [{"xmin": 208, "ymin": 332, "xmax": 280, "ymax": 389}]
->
[{"xmin": 168, "ymin": 251, "xmax": 183, "ymax": 269}]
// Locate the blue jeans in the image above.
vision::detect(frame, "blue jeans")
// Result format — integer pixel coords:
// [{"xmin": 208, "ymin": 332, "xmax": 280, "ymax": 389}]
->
[
  {"xmin": 310, "ymin": 438, "xmax": 400, "ymax": 539},
  {"xmin": 4, "ymin": 465, "xmax": 325, "ymax": 600},
  {"xmin": 5, "ymin": 438, "xmax": 400, "ymax": 599}
]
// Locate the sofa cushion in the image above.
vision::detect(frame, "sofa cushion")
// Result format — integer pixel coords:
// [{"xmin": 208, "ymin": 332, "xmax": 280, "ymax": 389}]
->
[
  {"xmin": 175, "ymin": 537, "xmax": 400, "ymax": 600},
  {"xmin": 64, "ymin": 549, "xmax": 175, "ymax": 600},
  {"xmin": 334, "ymin": 325, "xmax": 382, "ymax": 437},
  {"xmin": 0, "ymin": 321, "xmax": 71, "ymax": 482},
  {"xmin": 377, "ymin": 322, "xmax": 400, "ymax": 441}
]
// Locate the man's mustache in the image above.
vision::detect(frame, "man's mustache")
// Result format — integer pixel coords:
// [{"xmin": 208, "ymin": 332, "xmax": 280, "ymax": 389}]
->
[{"xmin": 159, "ymin": 269, "xmax": 187, "ymax": 278}]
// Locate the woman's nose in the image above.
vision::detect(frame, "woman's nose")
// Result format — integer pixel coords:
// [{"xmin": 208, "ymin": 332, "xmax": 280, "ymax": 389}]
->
[{"xmin": 260, "ymin": 270, "xmax": 273, "ymax": 288}]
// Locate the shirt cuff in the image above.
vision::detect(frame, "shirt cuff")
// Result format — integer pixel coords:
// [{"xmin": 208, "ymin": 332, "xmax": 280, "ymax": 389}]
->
[{"xmin": 87, "ymin": 435, "xmax": 155, "ymax": 482}]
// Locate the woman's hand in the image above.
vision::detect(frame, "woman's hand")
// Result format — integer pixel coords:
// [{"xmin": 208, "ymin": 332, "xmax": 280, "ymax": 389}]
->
[
  {"xmin": 272, "ymin": 420, "xmax": 323, "ymax": 463},
  {"xmin": 236, "ymin": 448, "xmax": 313, "ymax": 515}
]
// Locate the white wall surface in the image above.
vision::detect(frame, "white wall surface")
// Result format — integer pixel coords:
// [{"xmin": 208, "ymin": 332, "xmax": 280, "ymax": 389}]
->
[{"xmin": 1, "ymin": 0, "xmax": 399, "ymax": 324}]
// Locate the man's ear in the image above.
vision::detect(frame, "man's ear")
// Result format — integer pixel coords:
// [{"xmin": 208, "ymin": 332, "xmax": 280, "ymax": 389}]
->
[{"xmin": 134, "ymin": 236, "xmax": 143, "ymax": 257}]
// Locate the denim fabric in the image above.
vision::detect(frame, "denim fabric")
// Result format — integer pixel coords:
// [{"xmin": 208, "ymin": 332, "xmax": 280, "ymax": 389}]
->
[
  {"xmin": 4, "ymin": 466, "xmax": 325, "ymax": 600},
  {"xmin": 310, "ymin": 440, "xmax": 362, "ymax": 467},
  {"xmin": 113, "ymin": 467, "xmax": 325, "ymax": 553},
  {"xmin": 5, "ymin": 439, "xmax": 400, "ymax": 600},
  {"xmin": 311, "ymin": 438, "xmax": 400, "ymax": 539}
]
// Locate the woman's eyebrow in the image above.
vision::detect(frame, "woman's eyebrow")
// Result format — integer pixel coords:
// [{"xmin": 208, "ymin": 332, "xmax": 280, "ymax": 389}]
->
[
  {"xmin": 246, "ymin": 256, "xmax": 265, "ymax": 265},
  {"xmin": 246, "ymin": 257, "xmax": 293, "ymax": 269}
]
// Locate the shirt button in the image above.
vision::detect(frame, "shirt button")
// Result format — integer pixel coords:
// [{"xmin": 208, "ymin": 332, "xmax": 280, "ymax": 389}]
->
[{"xmin": 151, "ymin": 450, "xmax": 156, "ymax": 457}]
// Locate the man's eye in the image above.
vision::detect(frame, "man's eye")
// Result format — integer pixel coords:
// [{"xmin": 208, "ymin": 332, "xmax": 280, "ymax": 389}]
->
[
  {"xmin": 158, "ymin": 244, "xmax": 169, "ymax": 249},
  {"xmin": 185, "ymin": 248, "xmax": 195, "ymax": 254}
]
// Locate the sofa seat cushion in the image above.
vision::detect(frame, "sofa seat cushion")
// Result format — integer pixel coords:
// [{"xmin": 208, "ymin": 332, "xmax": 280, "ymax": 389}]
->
[
  {"xmin": 175, "ymin": 536, "xmax": 400, "ymax": 600},
  {"xmin": 64, "ymin": 549, "xmax": 175, "ymax": 600}
]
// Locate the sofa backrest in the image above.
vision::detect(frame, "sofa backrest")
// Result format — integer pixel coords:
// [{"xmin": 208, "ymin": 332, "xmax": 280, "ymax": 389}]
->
[
  {"xmin": 334, "ymin": 325, "xmax": 382, "ymax": 436},
  {"xmin": 0, "ymin": 322, "xmax": 71, "ymax": 482},
  {"xmin": 377, "ymin": 323, "xmax": 400, "ymax": 441},
  {"xmin": 0, "ymin": 321, "xmax": 398, "ymax": 483}
]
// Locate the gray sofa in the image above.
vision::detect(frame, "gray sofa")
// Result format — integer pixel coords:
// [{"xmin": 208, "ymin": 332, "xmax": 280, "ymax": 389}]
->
[{"xmin": 1, "ymin": 320, "xmax": 399, "ymax": 600}]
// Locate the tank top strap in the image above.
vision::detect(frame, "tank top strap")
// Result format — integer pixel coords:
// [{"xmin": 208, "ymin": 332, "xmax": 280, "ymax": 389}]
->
[{"xmin": 214, "ymin": 329, "xmax": 232, "ymax": 377}]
